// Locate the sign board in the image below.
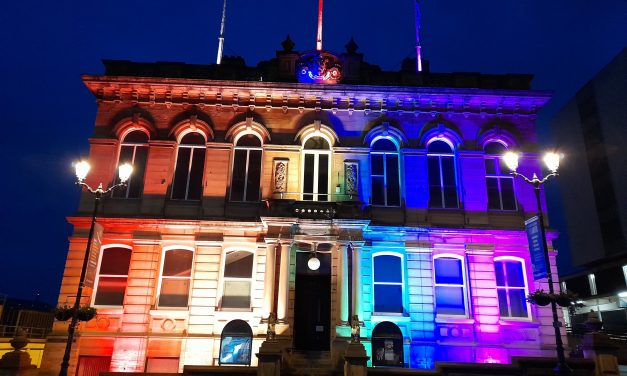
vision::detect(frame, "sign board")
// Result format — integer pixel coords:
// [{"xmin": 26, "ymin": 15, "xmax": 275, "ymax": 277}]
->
[
  {"xmin": 525, "ymin": 216, "xmax": 548, "ymax": 280},
  {"xmin": 83, "ymin": 222, "xmax": 104, "ymax": 289}
]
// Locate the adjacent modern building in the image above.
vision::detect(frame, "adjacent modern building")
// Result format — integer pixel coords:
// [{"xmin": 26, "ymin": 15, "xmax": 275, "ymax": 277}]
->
[
  {"xmin": 551, "ymin": 47, "xmax": 627, "ymax": 332},
  {"xmin": 38, "ymin": 33, "xmax": 570, "ymax": 375}
]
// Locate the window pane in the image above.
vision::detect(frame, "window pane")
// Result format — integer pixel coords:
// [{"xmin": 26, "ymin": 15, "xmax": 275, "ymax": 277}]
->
[
  {"xmin": 230, "ymin": 150, "xmax": 247, "ymax": 201},
  {"xmin": 372, "ymin": 176, "xmax": 385, "ymax": 205},
  {"xmin": 485, "ymin": 158, "xmax": 496, "ymax": 175},
  {"xmin": 236, "ymin": 134, "xmax": 261, "ymax": 147},
  {"xmin": 374, "ymin": 285, "xmax": 403, "ymax": 313},
  {"xmin": 222, "ymin": 281, "xmax": 251, "ymax": 308},
  {"xmin": 441, "ymin": 157, "xmax": 456, "ymax": 187},
  {"xmin": 112, "ymin": 146, "xmax": 135, "ymax": 198},
  {"xmin": 94, "ymin": 277, "xmax": 127, "ymax": 306},
  {"xmin": 318, "ymin": 154, "xmax": 328, "ymax": 199},
  {"xmin": 484, "ymin": 142, "xmax": 505, "ymax": 155},
  {"xmin": 374, "ymin": 255, "xmax": 402, "ymax": 283},
  {"xmin": 146, "ymin": 358, "xmax": 179, "ymax": 373},
  {"xmin": 386, "ymin": 155, "xmax": 400, "ymax": 206},
  {"xmin": 128, "ymin": 146, "xmax": 148, "ymax": 198},
  {"xmin": 487, "ymin": 177, "xmax": 501, "ymax": 210},
  {"xmin": 224, "ymin": 252, "xmax": 254, "ymax": 278},
  {"xmin": 495, "ymin": 262, "xmax": 505, "ymax": 287},
  {"xmin": 508, "ymin": 290, "xmax": 528, "ymax": 317},
  {"xmin": 245, "ymin": 150, "xmax": 262, "ymax": 201},
  {"xmin": 304, "ymin": 136, "xmax": 329, "ymax": 150},
  {"xmin": 427, "ymin": 157, "xmax": 440, "ymax": 186},
  {"xmin": 371, "ymin": 155, "xmax": 384, "ymax": 175},
  {"xmin": 372, "ymin": 139, "xmax": 397, "ymax": 151},
  {"xmin": 429, "ymin": 186, "xmax": 443, "ymax": 208},
  {"xmin": 428, "ymin": 140, "xmax": 452, "ymax": 153},
  {"xmin": 220, "ymin": 336, "xmax": 251, "ymax": 364},
  {"xmin": 501, "ymin": 178, "xmax": 516, "ymax": 210},
  {"xmin": 163, "ymin": 249, "xmax": 193, "ymax": 277},
  {"xmin": 99, "ymin": 248, "xmax": 131, "ymax": 275},
  {"xmin": 172, "ymin": 148, "xmax": 191, "ymax": 199},
  {"xmin": 180, "ymin": 133, "xmax": 205, "ymax": 145},
  {"xmin": 434, "ymin": 258, "xmax": 463, "ymax": 285},
  {"xmin": 505, "ymin": 262, "xmax": 525, "ymax": 287},
  {"xmin": 124, "ymin": 130, "xmax": 149, "ymax": 143},
  {"xmin": 497, "ymin": 289, "xmax": 509, "ymax": 317},
  {"xmin": 187, "ymin": 148, "xmax": 205, "ymax": 200},
  {"xmin": 159, "ymin": 279, "xmax": 190, "ymax": 307},
  {"xmin": 443, "ymin": 186, "xmax": 458, "ymax": 209},
  {"xmin": 303, "ymin": 154, "xmax": 314, "ymax": 199},
  {"xmin": 435, "ymin": 286, "xmax": 465, "ymax": 315}
]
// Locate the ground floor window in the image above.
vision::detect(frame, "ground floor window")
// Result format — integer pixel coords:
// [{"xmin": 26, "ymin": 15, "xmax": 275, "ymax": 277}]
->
[
  {"xmin": 76, "ymin": 356, "xmax": 111, "ymax": 376},
  {"xmin": 219, "ymin": 320, "xmax": 252, "ymax": 365},
  {"xmin": 371, "ymin": 321, "xmax": 404, "ymax": 367}
]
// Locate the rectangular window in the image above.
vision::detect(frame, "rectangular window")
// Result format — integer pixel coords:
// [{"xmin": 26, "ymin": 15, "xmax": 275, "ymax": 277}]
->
[
  {"xmin": 434, "ymin": 256, "xmax": 466, "ymax": 316},
  {"xmin": 158, "ymin": 249, "xmax": 193, "ymax": 308},
  {"xmin": 485, "ymin": 153, "xmax": 517, "ymax": 211},
  {"xmin": 172, "ymin": 146, "xmax": 205, "ymax": 200},
  {"xmin": 222, "ymin": 251, "xmax": 254, "ymax": 309},
  {"xmin": 373, "ymin": 254, "xmax": 403, "ymax": 314},
  {"xmin": 495, "ymin": 260, "xmax": 529, "ymax": 318},
  {"xmin": 94, "ymin": 247, "xmax": 132, "ymax": 306}
]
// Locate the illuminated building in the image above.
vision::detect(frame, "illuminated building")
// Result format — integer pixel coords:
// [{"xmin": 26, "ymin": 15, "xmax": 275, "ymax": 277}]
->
[{"xmin": 39, "ymin": 6, "xmax": 566, "ymax": 375}]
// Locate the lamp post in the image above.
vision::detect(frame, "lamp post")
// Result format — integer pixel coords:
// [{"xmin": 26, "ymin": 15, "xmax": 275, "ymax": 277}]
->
[
  {"xmin": 59, "ymin": 161, "xmax": 132, "ymax": 376},
  {"xmin": 503, "ymin": 151, "xmax": 571, "ymax": 375}
]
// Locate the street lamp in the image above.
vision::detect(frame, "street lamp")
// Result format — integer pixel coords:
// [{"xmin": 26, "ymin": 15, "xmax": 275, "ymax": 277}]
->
[
  {"xmin": 503, "ymin": 151, "xmax": 571, "ymax": 375},
  {"xmin": 59, "ymin": 161, "xmax": 132, "ymax": 376}
]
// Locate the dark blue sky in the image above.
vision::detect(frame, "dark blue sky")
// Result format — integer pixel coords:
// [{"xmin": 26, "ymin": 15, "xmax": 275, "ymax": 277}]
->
[{"xmin": 0, "ymin": 0, "xmax": 625, "ymax": 304}]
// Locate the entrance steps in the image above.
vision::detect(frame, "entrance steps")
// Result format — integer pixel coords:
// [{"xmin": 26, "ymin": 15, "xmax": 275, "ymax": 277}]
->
[{"xmin": 283, "ymin": 350, "xmax": 341, "ymax": 376}]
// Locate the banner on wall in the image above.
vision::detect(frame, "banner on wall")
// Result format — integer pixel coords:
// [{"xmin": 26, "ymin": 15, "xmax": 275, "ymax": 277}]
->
[
  {"xmin": 83, "ymin": 223, "xmax": 104, "ymax": 289},
  {"xmin": 525, "ymin": 216, "xmax": 548, "ymax": 280}
]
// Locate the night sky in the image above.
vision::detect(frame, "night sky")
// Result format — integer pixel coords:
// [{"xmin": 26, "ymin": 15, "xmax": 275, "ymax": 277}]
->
[{"xmin": 1, "ymin": 1, "xmax": 625, "ymax": 305}]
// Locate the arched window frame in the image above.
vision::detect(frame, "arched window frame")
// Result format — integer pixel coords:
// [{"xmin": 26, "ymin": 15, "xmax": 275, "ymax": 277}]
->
[
  {"xmin": 171, "ymin": 131, "xmax": 206, "ymax": 200},
  {"xmin": 370, "ymin": 136, "xmax": 402, "ymax": 207},
  {"xmin": 493, "ymin": 256, "xmax": 531, "ymax": 320},
  {"xmin": 432, "ymin": 253, "xmax": 469, "ymax": 317},
  {"xmin": 483, "ymin": 141, "xmax": 517, "ymax": 211},
  {"xmin": 156, "ymin": 246, "xmax": 195, "ymax": 309},
  {"xmin": 218, "ymin": 247, "xmax": 256, "ymax": 310},
  {"xmin": 426, "ymin": 138, "xmax": 459, "ymax": 209},
  {"xmin": 372, "ymin": 252, "xmax": 405, "ymax": 315},
  {"xmin": 229, "ymin": 131, "xmax": 264, "ymax": 202},
  {"xmin": 112, "ymin": 129, "xmax": 150, "ymax": 199},
  {"xmin": 300, "ymin": 132, "xmax": 333, "ymax": 202},
  {"xmin": 92, "ymin": 244, "xmax": 133, "ymax": 307}
]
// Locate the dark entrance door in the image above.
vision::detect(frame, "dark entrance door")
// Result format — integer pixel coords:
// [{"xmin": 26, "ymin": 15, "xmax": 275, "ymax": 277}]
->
[{"xmin": 293, "ymin": 251, "xmax": 331, "ymax": 351}]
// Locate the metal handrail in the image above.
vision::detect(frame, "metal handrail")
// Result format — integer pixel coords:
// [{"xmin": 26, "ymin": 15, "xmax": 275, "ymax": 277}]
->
[{"xmin": 0, "ymin": 325, "xmax": 51, "ymax": 339}]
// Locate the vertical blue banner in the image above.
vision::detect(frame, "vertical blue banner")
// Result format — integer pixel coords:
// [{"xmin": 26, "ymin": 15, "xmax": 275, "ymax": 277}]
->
[{"xmin": 525, "ymin": 216, "xmax": 548, "ymax": 280}]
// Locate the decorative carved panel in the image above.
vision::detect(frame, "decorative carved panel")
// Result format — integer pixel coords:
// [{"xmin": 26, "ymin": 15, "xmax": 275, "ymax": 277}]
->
[
  {"xmin": 344, "ymin": 161, "xmax": 359, "ymax": 196},
  {"xmin": 273, "ymin": 159, "xmax": 288, "ymax": 193}
]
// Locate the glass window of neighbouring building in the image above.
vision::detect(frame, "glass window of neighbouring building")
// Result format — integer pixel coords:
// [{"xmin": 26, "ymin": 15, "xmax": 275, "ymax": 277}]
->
[
  {"xmin": 112, "ymin": 130, "xmax": 149, "ymax": 199},
  {"xmin": 434, "ymin": 255, "xmax": 467, "ymax": 316},
  {"xmin": 427, "ymin": 140, "xmax": 458, "ymax": 209},
  {"xmin": 158, "ymin": 248, "xmax": 193, "ymax": 308},
  {"xmin": 219, "ymin": 320, "xmax": 252, "ymax": 365},
  {"xmin": 172, "ymin": 132, "xmax": 206, "ymax": 200},
  {"xmin": 371, "ymin": 138, "xmax": 401, "ymax": 207},
  {"xmin": 221, "ymin": 250, "xmax": 254, "ymax": 309},
  {"xmin": 230, "ymin": 134, "xmax": 262, "ymax": 202},
  {"xmin": 494, "ymin": 259, "xmax": 529, "ymax": 318},
  {"xmin": 484, "ymin": 142, "xmax": 516, "ymax": 210},
  {"xmin": 373, "ymin": 254, "xmax": 404, "ymax": 313},
  {"xmin": 302, "ymin": 136, "xmax": 331, "ymax": 201},
  {"xmin": 94, "ymin": 247, "xmax": 132, "ymax": 306}
]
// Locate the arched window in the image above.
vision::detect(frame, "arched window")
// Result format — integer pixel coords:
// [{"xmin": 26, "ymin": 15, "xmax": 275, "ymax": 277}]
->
[
  {"xmin": 112, "ymin": 130, "xmax": 149, "ymax": 198},
  {"xmin": 302, "ymin": 136, "xmax": 331, "ymax": 201},
  {"xmin": 372, "ymin": 254, "xmax": 404, "ymax": 314},
  {"xmin": 157, "ymin": 248, "xmax": 193, "ymax": 308},
  {"xmin": 484, "ymin": 142, "xmax": 516, "ymax": 210},
  {"xmin": 172, "ymin": 132, "xmax": 206, "ymax": 200},
  {"xmin": 370, "ymin": 138, "xmax": 401, "ymax": 206},
  {"xmin": 494, "ymin": 258, "xmax": 529, "ymax": 318},
  {"xmin": 371, "ymin": 322, "xmax": 404, "ymax": 367},
  {"xmin": 433, "ymin": 255, "xmax": 467, "ymax": 316},
  {"xmin": 219, "ymin": 320, "xmax": 253, "ymax": 365},
  {"xmin": 93, "ymin": 247, "xmax": 132, "ymax": 306},
  {"xmin": 230, "ymin": 134, "xmax": 262, "ymax": 202},
  {"xmin": 221, "ymin": 250, "xmax": 254, "ymax": 309},
  {"xmin": 427, "ymin": 140, "xmax": 458, "ymax": 209}
]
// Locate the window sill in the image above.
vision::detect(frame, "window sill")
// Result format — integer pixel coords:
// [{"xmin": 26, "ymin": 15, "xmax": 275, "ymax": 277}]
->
[
  {"xmin": 435, "ymin": 317, "xmax": 474, "ymax": 325},
  {"xmin": 498, "ymin": 318, "xmax": 536, "ymax": 326},
  {"xmin": 150, "ymin": 309, "xmax": 190, "ymax": 319}
]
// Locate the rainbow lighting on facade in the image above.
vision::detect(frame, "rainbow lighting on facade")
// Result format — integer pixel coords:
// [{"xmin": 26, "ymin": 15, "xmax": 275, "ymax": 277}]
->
[{"xmin": 39, "ymin": 24, "xmax": 564, "ymax": 376}]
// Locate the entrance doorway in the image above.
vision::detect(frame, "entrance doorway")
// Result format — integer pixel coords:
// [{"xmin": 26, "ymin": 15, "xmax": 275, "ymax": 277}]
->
[{"xmin": 293, "ymin": 250, "xmax": 331, "ymax": 351}]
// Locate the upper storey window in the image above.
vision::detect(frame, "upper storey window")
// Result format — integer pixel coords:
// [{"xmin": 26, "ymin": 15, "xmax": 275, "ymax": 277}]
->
[
  {"xmin": 484, "ymin": 142, "xmax": 516, "ymax": 211},
  {"xmin": 427, "ymin": 140, "xmax": 458, "ymax": 209},
  {"xmin": 230, "ymin": 134, "xmax": 262, "ymax": 202},
  {"xmin": 172, "ymin": 132, "xmax": 206, "ymax": 200},
  {"xmin": 112, "ymin": 131, "xmax": 149, "ymax": 199},
  {"xmin": 302, "ymin": 136, "xmax": 331, "ymax": 201},
  {"xmin": 371, "ymin": 138, "xmax": 401, "ymax": 207}
]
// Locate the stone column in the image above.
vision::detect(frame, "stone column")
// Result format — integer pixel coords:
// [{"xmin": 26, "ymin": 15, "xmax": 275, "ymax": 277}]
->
[
  {"xmin": 340, "ymin": 244, "xmax": 349, "ymax": 324},
  {"xmin": 277, "ymin": 242, "xmax": 291, "ymax": 322},
  {"xmin": 343, "ymin": 342, "xmax": 369, "ymax": 376},
  {"xmin": 262, "ymin": 242, "xmax": 277, "ymax": 318},
  {"xmin": 351, "ymin": 244, "xmax": 362, "ymax": 320}
]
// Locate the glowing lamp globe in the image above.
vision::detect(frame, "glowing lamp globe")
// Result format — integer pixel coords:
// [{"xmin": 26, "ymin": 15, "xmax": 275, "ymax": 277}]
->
[
  {"xmin": 308, "ymin": 256, "xmax": 320, "ymax": 271},
  {"xmin": 74, "ymin": 161, "xmax": 91, "ymax": 182},
  {"xmin": 502, "ymin": 152, "xmax": 519, "ymax": 172},
  {"xmin": 118, "ymin": 163, "xmax": 133, "ymax": 183},
  {"xmin": 543, "ymin": 152, "xmax": 561, "ymax": 173}
]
